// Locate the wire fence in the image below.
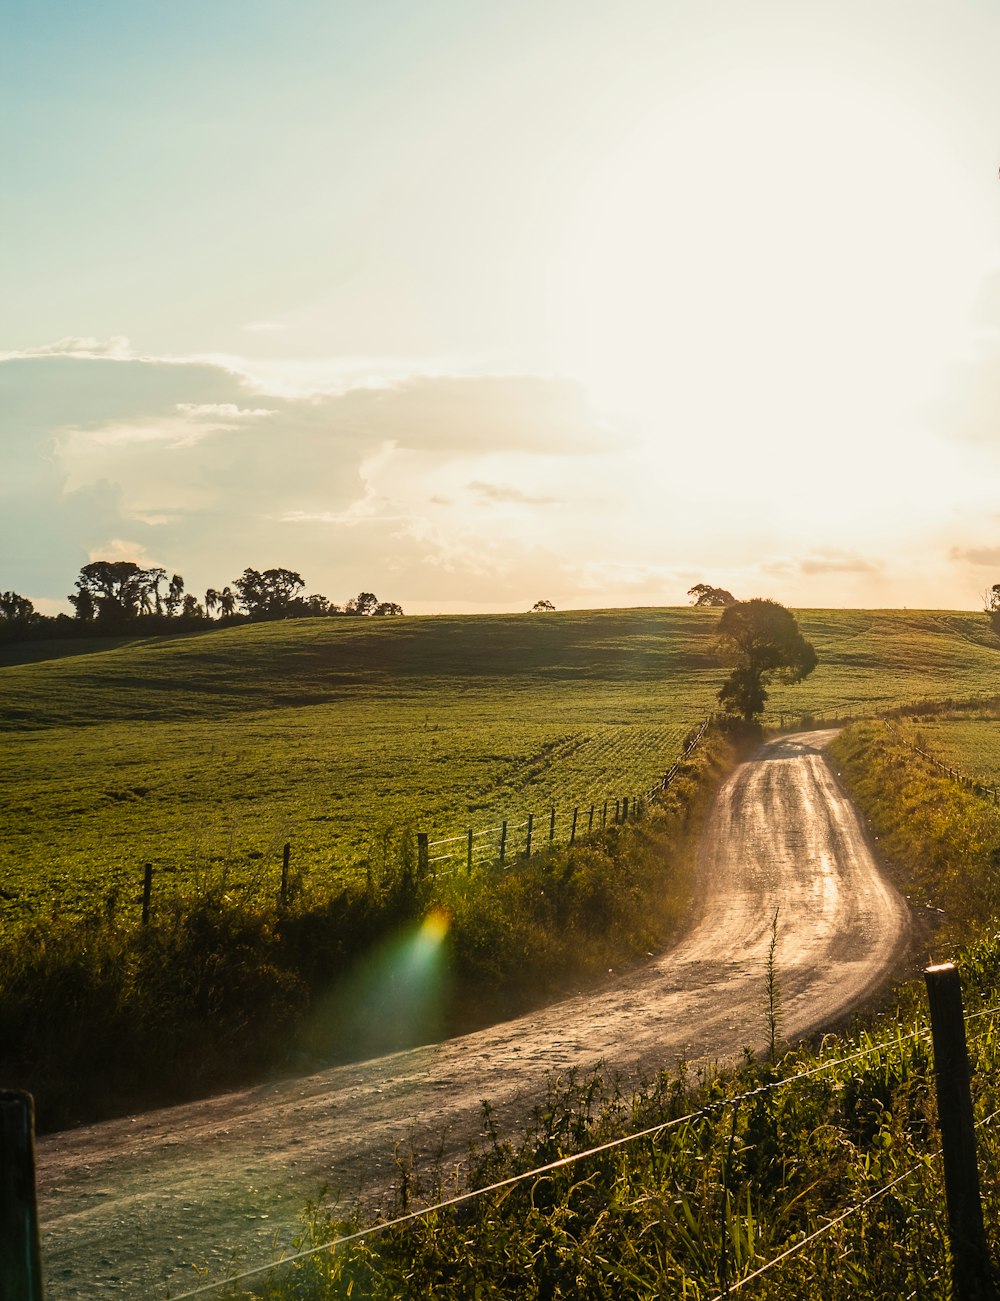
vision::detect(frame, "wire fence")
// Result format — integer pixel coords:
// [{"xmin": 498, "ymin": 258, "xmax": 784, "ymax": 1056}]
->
[
  {"xmin": 882, "ymin": 718, "xmax": 1000, "ymax": 806},
  {"xmin": 165, "ymin": 1011, "xmax": 992, "ymax": 1300},
  {"xmin": 420, "ymin": 716, "xmax": 715, "ymax": 876}
]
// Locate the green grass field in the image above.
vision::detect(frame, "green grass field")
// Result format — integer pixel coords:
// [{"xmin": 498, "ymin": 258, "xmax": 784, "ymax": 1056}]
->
[
  {"xmin": 898, "ymin": 705, "xmax": 1000, "ymax": 788},
  {"xmin": 1, "ymin": 606, "xmax": 998, "ymax": 928}
]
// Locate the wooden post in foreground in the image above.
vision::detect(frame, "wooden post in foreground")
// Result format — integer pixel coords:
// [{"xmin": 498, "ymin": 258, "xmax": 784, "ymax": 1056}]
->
[
  {"xmin": 416, "ymin": 833, "xmax": 429, "ymax": 876},
  {"xmin": 924, "ymin": 963, "xmax": 998, "ymax": 1300},
  {"xmin": 0, "ymin": 1090, "xmax": 43, "ymax": 1300},
  {"xmin": 141, "ymin": 863, "xmax": 153, "ymax": 926}
]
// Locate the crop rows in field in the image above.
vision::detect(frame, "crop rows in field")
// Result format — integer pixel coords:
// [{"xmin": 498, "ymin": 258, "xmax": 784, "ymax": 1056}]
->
[
  {"xmin": 424, "ymin": 721, "xmax": 697, "ymax": 868},
  {"xmin": 2, "ymin": 607, "xmax": 999, "ymax": 930},
  {"xmin": 0, "ymin": 693, "xmax": 706, "ymax": 928}
]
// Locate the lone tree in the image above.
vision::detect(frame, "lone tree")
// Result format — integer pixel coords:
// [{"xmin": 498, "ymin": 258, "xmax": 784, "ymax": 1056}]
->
[
  {"xmin": 715, "ymin": 598, "xmax": 817, "ymax": 723},
  {"xmin": 985, "ymin": 584, "xmax": 1000, "ymax": 639},
  {"xmin": 531, "ymin": 599, "xmax": 556, "ymax": 611},
  {"xmin": 688, "ymin": 583, "xmax": 735, "ymax": 607}
]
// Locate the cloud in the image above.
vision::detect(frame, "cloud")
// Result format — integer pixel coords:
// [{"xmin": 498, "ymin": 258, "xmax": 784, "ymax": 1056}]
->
[
  {"xmin": 175, "ymin": 403, "xmax": 274, "ymax": 419},
  {"xmin": 468, "ymin": 481, "xmax": 560, "ymax": 506},
  {"xmin": 950, "ymin": 545, "xmax": 1000, "ymax": 567},
  {"xmin": 241, "ymin": 321, "xmax": 287, "ymax": 334},
  {"xmin": 763, "ymin": 549, "xmax": 878, "ymax": 577},
  {"xmin": 0, "ymin": 335, "xmax": 134, "ymax": 361},
  {"xmin": 0, "ymin": 347, "xmax": 617, "ymax": 606}
]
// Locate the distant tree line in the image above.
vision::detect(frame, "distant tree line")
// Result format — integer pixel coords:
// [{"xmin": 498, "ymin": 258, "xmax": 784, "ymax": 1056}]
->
[{"xmin": 0, "ymin": 562, "xmax": 404, "ymax": 643}]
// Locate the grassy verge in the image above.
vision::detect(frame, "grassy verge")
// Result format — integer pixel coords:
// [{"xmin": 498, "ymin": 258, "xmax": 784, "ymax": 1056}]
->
[
  {"xmin": 0, "ymin": 726, "xmax": 743, "ymax": 1132},
  {"xmin": 209, "ymin": 719, "xmax": 1000, "ymax": 1300},
  {"xmin": 827, "ymin": 720, "xmax": 1000, "ymax": 948}
]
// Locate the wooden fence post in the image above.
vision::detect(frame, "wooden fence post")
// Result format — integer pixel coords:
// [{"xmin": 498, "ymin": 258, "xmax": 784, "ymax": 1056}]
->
[
  {"xmin": 280, "ymin": 842, "xmax": 290, "ymax": 906},
  {"xmin": 924, "ymin": 963, "xmax": 998, "ymax": 1300},
  {"xmin": 141, "ymin": 863, "xmax": 153, "ymax": 926},
  {"xmin": 525, "ymin": 813, "xmax": 534, "ymax": 858},
  {"xmin": 0, "ymin": 1090, "xmax": 43, "ymax": 1301},
  {"xmin": 588, "ymin": 805, "xmax": 594, "ymax": 833},
  {"xmin": 549, "ymin": 806, "xmax": 556, "ymax": 842},
  {"xmin": 622, "ymin": 796, "xmax": 629, "ymax": 823},
  {"xmin": 499, "ymin": 820, "xmax": 507, "ymax": 866},
  {"xmin": 601, "ymin": 801, "xmax": 607, "ymax": 828},
  {"xmin": 467, "ymin": 829, "xmax": 473, "ymax": 874},
  {"xmin": 417, "ymin": 833, "xmax": 429, "ymax": 876},
  {"xmin": 570, "ymin": 808, "xmax": 578, "ymax": 844}
]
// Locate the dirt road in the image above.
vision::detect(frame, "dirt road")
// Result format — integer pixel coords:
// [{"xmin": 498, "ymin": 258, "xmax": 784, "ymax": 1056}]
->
[{"xmin": 36, "ymin": 730, "xmax": 911, "ymax": 1299}]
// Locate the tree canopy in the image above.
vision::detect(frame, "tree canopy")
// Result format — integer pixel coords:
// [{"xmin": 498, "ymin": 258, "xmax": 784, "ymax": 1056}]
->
[
  {"xmin": 232, "ymin": 567, "xmax": 306, "ymax": 618},
  {"xmin": 531, "ymin": 599, "xmax": 556, "ymax": 611},
  {"xmin": 0, "ymin": 590, "xmax": 37, "ymax": 630},
  {"xmin": 0, "ymin": 563, "xmax": 405, "ymax": 644},
  {"xmin": 714, "ymin": 598, "xmax": 817, "ymax": 723},
  {"xmin": 688, "ymin": 583, "xmax": 736, "ymax": 607}
]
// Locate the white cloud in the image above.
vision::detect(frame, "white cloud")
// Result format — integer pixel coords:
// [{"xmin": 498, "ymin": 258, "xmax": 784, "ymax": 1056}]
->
[
  {"xmin": 241, "ymin": 321, "xmax": 288, "ymax": 334},
  {"xmin": 0, "ymin": 347, "xmax": 619, "ymax": 608},
  {"xmin": 0, "ymin": 335, "xmax": 135, "ymax": 361},
  {"xmin": 175, "ymin": 403, "xmax": 274, "ymax": 419},
  {"xmin": 88, "ymin": 537, "xmax": 159, "ymax": 566}
]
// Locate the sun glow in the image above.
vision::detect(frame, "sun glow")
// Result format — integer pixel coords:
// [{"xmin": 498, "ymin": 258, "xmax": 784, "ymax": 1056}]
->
[{"xmin": 547, "ymin": 68, "xmax": 985, "ymax": 474}]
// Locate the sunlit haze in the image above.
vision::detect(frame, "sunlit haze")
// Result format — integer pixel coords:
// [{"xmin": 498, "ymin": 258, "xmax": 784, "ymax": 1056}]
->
[{"xmin": 3, "ymin": 0, "xmax": 999, "ymax": 614}]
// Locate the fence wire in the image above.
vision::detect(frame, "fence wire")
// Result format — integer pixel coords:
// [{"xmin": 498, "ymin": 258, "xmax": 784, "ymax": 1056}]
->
[
  {"xmin": 165, "ymin": 1025, "xmax": 932, "ymax": 1299},
  {"xmin": 703, "ymin": 1155, "xmax": 937, "ymax": 1301}
]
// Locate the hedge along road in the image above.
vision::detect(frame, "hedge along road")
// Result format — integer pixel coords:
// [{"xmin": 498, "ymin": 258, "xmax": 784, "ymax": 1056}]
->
[{"xmin": 35, "ymin": 729, "xmax": 911, "ymax": 1300}]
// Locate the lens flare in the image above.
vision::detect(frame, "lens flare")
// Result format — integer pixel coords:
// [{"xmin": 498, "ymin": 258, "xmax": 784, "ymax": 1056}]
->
[{"xmin": 300, "ymin": 909, "xmax": 453, "ymax": 1064}]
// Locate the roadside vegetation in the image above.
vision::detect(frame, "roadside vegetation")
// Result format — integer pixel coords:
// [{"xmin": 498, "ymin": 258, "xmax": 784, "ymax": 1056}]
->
[
  {"xmin": 210, "ymin": 717, "xmax": 1000, "ymax": 1300},
  {"xmin": 0, "ymin": 724, "xmax": 742, "ymax": 1131}
]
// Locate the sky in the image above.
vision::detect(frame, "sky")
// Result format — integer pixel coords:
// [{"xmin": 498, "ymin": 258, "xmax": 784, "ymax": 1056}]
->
[{"xmin": 2, "ymin": 0, "xmax": 999, "ymax": 615}]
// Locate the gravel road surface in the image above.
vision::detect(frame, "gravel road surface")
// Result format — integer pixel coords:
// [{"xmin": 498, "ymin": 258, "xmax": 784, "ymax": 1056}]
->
[{"xmin": 36, "ymin": 729, "xmax": 911, "ymax": 1299}]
